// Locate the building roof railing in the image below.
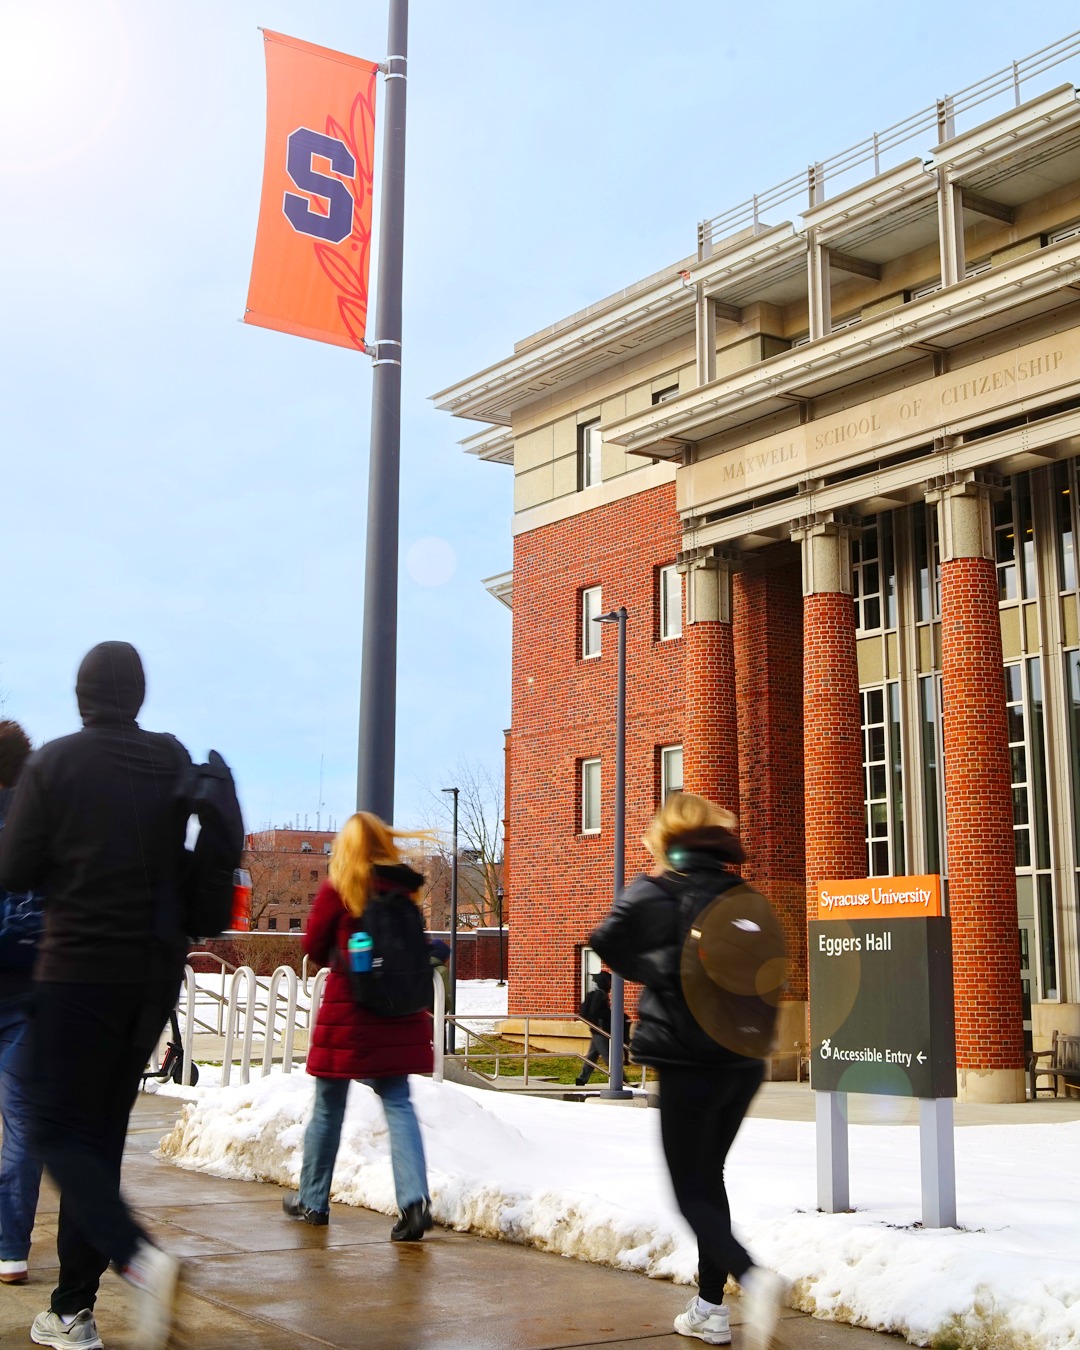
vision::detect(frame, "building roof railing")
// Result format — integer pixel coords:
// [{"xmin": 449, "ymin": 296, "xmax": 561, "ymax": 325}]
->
[{"xmin": 698, "ymin": 30, "xmax": 1080, "ymax": 257}]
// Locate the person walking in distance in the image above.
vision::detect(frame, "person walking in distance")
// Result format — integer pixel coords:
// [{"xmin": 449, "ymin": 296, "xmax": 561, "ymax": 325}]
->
[
  {"xmin": 0, "ymin": 720, "xmax": 45, "ymax": 1288},
  {"xmin": 282, "ymin": 812, "xmax": 435, "ymax": 1240},
  {"xmin": 589, "ymin": 793, "xmax": 787, "ymax": 1350},
  {"xmin": 0, "ymin": 644, "xmax": 194, "ymax": 1350},
  {"xmin": 574, "ymin": 971, "xmax": 612, "ymax": 1086}
]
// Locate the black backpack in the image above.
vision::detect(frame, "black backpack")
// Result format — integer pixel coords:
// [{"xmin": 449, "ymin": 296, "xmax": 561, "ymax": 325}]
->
[
  {"xmin": 348, "ymin": 889, "xmax": 433, "ymax": 1017},
  {"xmin": 678, "ymin": 881, "xmax": 788, "ymax": 1060},
  {"xmin": 177, "ymin": 751, "xmax": 245, "ymax": 938}
]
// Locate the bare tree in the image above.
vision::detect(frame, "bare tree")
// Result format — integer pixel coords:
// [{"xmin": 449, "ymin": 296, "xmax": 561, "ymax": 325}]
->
[{"xmin": 417, "ymin": 760, "xmax": 504, "ymax": 928}]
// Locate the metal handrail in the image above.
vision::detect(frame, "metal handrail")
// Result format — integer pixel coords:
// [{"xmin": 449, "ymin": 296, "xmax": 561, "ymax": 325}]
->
[{"xmin": 698, "ymin": 29, "xmax": 1080, "ymax": 256}]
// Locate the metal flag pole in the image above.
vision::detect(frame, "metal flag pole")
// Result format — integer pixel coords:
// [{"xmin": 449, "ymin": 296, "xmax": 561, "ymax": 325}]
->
[{"xmin": 356, "ymin": 0, "xmax": 409, "ymax": 821}]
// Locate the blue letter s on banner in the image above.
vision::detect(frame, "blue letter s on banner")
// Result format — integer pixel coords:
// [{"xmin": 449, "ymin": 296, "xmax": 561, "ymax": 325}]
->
[{"xmin": 282, "ymin": 127, "xmax": 356, "ymax": 243}]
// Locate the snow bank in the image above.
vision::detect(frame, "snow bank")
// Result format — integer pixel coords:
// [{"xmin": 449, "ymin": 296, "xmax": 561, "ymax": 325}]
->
[{"xmin": 155, "ymin": 982, "xmax": 1080, "ymax": 1349}]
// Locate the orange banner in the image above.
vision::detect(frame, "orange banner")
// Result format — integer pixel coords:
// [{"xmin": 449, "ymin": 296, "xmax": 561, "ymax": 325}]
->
[
  {"xmin": 816, "ymin": 875, "xmax": 942, "ymax": 921},
  {"xmin": 245, "ymin": 31, "xmax": 378, "ymax": 350}
]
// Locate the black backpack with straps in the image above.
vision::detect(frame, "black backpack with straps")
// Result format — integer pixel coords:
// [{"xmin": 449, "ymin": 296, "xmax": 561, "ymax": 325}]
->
[{"xmin": 347, "ymin": 888, "xmax": 433, "ymax": 1017}]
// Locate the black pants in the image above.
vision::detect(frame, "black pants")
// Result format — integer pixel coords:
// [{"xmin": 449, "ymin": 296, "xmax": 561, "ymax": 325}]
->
[
  {"xmin": 658, "ymin": 1062, "xmax": 765, "ymax": 1304},
  {"xmin": 577, "ymin": 1032, "xmax": 609, "ymax": 1083},
  {"xmin": 28, "ymin": 978, "xmax": 180, "ymax": 1315}
]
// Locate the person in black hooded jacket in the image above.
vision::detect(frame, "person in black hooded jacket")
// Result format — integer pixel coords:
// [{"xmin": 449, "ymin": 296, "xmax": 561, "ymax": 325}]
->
[
  {"xmin": 589, "ymin": 792, "xmax": 786, "ymax": 1350},
  {"xmin": 0, "ymin": 642, "xmax": 192, "ymax": 1350}
]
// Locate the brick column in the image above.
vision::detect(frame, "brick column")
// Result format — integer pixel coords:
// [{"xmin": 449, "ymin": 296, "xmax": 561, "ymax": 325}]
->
[
  {"xmin": 795, "ymin": 518, "xmax": 864, "ymax": 917},
  {"xmin": 681, "ymin": 554, "xmax": 738, "ymax": 810},
  {"xmin": 929, "ymin": 476, "xmax": 1025, "ymax": 1103},
  {"xmin": 734, "ymin": 544, "xmax": 806, "ymax": 1076}
]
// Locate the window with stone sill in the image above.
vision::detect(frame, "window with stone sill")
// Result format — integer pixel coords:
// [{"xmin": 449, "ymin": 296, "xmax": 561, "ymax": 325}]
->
[
  {"xmin": 659, "ymin": 745, "xmax": 683, "ymax": 803},
  {"xmin": 581, "ymin": 758, "xmax": 601, "ymax": 834},
  {"xmin": 582, "ymin": 585, "xmax": 602, "ymax": 659},
  {"xmin": 658, "ymin": 565, "xmax": 682, "ymax": 640},
  {"xmin": 578, "ymin": 420, "xmax": 602, "ymax": 490}
]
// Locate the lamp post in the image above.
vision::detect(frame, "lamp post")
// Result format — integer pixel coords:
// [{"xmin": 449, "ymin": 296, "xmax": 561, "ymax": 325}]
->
[
  {"xmin": 441, "ymin": 786, "xmax": 459, "ymax": 1051},
  {"xmin": 594, "ymin": 606, "xmax": 632, "ymax": 1098},
  {"xmin": 495, "ymin": 885, "xmax": 506, "ymax": 986}
]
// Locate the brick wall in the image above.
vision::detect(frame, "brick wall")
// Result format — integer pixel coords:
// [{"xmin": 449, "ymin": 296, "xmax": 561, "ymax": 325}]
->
[
  {"xmin": 802, "ymin": 590, "xmax": 864, "ymax": 924},
  {"xmin": 734, "ymin": 546, "xmax": 808, "ymax": 999},
  {"xmin": 940, "ymin": 557, "xmax": 1025, "ymax": 1071},
  {"xmin": 684, "ymin": 618, "xmax": 737, "ymax": 807},
  {"xmin": 508, "ymin": 482, "xmax": 684, "ymax": 1015}
]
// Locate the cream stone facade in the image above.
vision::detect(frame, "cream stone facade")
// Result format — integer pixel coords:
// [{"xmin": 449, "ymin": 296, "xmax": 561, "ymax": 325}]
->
[{"xmin": 436, "ymin": 50, "xmax": 1080, "ymax": 1100}]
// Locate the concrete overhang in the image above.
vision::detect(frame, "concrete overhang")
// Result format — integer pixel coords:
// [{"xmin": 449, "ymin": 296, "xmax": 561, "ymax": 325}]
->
[
  {"xmin": 431, "ymin": 223, "xmax": 798, "ymax": 426},
  {"xmin": 461, "ymin": 426, "xmax": 513, "ymax": 464},
  {"xmin": 482, "ymin": 571, "xmax": 513, "ymax": 609},
  {"xmin": 933, "ymin": 84, "xmax": 1080, "ymax": 180},
  {"xmin": 602, "ymin": 233, "xmax": 1080, "ymax": 456}
]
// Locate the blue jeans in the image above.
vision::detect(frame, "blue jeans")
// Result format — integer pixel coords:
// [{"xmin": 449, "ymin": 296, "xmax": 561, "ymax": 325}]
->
[
  {"xmin": 0, "ymin": 1000, "xmax": 44, "ymax": 1262},
  {"xmin": 298, "ymin": 1075, "xmax": 428, "ymax": 1214}
]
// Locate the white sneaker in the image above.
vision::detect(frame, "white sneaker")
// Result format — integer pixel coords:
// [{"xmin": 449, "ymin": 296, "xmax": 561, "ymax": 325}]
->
[
  {"xmin": 0, "ymin": 1257, "xmax": 28, "ymax": 1284},
  {"xmin": 674, "ymin": 1294, "xmax": 732, "ymax": 1345},
  {"xmin": 740, "ymin": 1267, "xmax": 787, "ymax": 1350},
  {"xmin": 121, "ymin": 1239, "xmax": 182, "ymax": 1350},
  {"xmin": 30, "ymin": 1309, "xmax": 104, "ymax": 1350}
]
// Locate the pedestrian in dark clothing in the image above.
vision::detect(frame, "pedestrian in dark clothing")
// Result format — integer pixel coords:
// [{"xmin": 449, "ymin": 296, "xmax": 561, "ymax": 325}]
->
[
  {"xmin": 0, "ymin": 720, "xmax": 44, "ymax": 1288},
  {"xmin": 574, "ymin": 971, "xmax": 612, "ymax": 1085},
  {"xmin": 589, "ymin": 792, "xmax": 786, "ymax": 1350},
  {"xmin": 282, "ymin": 812, "xmax": 435, "ymax": 1241},
  {"xmin": 0, "ymin": 643, "xmax": 193, "ymax": 1350}
]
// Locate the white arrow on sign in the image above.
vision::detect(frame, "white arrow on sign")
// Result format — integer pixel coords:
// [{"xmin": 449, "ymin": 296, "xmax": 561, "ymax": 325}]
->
[{"xmin": 916, "ymin": 1051, "xmax": 926, "ymax": 1064}]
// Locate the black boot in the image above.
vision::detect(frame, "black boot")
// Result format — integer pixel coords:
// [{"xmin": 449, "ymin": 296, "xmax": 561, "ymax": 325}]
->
[
  {"xmin": 282, "ymin": 1192, "xmax": 329, "ymax": 1226},
  {"xmin": 391, "ymin": 1198, "xmax": 433, "ymax": 1242}
]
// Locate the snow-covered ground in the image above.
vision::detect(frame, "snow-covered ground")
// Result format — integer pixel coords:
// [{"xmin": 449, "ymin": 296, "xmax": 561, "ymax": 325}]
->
[{"xmin": 152, "ymin": 982, "xmax": 1080, "ymax": 1350}]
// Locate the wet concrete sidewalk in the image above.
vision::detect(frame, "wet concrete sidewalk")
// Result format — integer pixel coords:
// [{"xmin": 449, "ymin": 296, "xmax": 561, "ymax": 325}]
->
[{"xmin": 0, "ymin": 1094, "xmax": 906, "ymax": 1350}]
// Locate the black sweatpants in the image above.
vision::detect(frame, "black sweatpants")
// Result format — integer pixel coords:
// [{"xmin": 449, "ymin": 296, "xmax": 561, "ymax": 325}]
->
[
  {"xmin": 28, "ymin": 977, "xmax": 180, "ymax": 1315},
  {"xmin": 658, "ymin": 1061, "xmax": 765, "ymax": 1304}
]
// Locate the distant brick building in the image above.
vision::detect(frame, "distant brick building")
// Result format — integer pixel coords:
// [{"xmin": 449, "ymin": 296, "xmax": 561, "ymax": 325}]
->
[{"xmin": 243, "ymin": 828, "xmax": 334, "ymax": 932}]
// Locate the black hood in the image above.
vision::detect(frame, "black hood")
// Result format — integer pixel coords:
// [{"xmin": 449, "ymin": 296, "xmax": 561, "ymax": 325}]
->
[{"xmin": 76, "ymin": 642, "xmax": 146, "ymax": 727}]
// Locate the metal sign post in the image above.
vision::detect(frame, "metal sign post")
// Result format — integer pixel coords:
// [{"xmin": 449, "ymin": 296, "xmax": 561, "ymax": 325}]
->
[{"xmin": 808, "ymin": 896, "xmax": 957, "ymax": 1228}]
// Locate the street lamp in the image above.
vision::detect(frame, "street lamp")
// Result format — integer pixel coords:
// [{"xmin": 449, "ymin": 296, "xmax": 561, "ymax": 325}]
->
[
  {"xmin": 441, "ymin": 786, "xmax": 459, "ymax": 1051},
  {"xmin": 593, "ymin": 606, "xmax": 632, "ymax": 1098},
  {"xmin": 495, "ymin": 885, "xmax": 506, "ymax": 986}
]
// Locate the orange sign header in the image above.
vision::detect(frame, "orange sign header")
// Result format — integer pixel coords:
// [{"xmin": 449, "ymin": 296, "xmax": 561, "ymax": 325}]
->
[
  {"xmin": 245, "ymin": 31, "xmax": 378, "ymax": 350},
  {"xmin": 816, "ymin": 875, "xmax": 942, "ymax": 921}
]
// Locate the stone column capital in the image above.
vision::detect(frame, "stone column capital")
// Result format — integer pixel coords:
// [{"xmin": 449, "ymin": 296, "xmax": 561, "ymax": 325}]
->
[
  {"xmin": 925, "ymin": 470, "xmax": 1003, "ymax": 562},
  {"xmin": 790, "ymin": 512, "xmax": 857, "ymax": 596},
  {"xmin": 677, "ymin": 547, "xmax": 740, "ymax": 623}
]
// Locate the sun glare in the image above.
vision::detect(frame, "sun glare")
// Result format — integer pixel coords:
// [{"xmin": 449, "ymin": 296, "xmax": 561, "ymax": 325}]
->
[{"xmin": 0, "ymin": 1, "xmax": 130, "ymax": 173}]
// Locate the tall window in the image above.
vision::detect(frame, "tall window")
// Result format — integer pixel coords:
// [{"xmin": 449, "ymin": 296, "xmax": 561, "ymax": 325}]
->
[
  {"xmin": 1055, "ymin": 460, "xmax": 1077, "ymax": 591},
  {"xmin": 861, "ymin": 684, "xmax": 904, "ymax": 875},
  {"xmin": 582, "ymin": 586, "xmax": 602, "ymax": 658},
  {"xmin": 581, "ymin": 759, "xmax": 601, "ymax": 834},
  {"xmin": 659, "ymin": 565, "xmax": 682, "ymax": 640},
  {"xmin": 919, "ymin": 675, "xmax": 945, "ymax": 876},
  {"xmin": 1008, "ymin": 659, "xmax": 1055, "ymax": 999},
  {"xmin": 853, "ymin": 517, "xmax": 896, "ymax": 632},
  {"xmin": 914, "ymin": 505, "xmax": 941, "ymax": 623},
  {"xmin": 578, "ymin": 420, "xmax": 602, "ymax": 489},
  {"xmin": 660, "ymin": 745, "xmax": 683, "ymax": 802},
  {"xmin": 995, "ymin": 477, "xmax": 1037, "ymax": 602}
]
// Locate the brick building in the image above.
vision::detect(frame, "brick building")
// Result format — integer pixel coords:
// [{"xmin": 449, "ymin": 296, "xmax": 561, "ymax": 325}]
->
[
  {"xmin": 436, "ymin": 59, "xmax": 1080, "ymax": 1102},
  {"xmin": 243, "ymin": 828, "xmax": 334, "ymax": 932}
]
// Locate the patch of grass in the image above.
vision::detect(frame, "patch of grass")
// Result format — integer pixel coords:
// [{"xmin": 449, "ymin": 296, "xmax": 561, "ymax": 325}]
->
[{"xmin": 457, "ymin": 1036, "xmax": 653, "ymax": 1086}]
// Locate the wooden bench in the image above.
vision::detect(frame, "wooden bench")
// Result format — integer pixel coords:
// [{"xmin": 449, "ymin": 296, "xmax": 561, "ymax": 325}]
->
[{"xmin": 1028, "ymin": 1031, "xmax": 1080, "ymax": 1098}]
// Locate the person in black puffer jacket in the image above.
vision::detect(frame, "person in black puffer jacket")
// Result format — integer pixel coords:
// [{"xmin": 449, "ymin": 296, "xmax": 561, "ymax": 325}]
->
[{"xmin": 590, "ymin": 792, "xmax": 786, "ymax": 1350}]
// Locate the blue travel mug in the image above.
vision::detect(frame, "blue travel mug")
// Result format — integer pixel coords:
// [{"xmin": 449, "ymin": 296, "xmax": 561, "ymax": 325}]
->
[{"xmin": 348, "ymin": 932, "xmax": 373, "ymax": 973}]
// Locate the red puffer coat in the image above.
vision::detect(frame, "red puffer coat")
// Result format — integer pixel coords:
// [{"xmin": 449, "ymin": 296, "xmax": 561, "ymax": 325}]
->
[{"xmin": 303, "ymin": 872, "xmax": 434, "ymax": 1080}]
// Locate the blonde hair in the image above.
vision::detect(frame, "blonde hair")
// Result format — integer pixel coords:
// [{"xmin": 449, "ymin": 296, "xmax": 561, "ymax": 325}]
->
[
  {"xmin": 642, "ymin": 792, "xmax": 738, "ymax": 871},
  {"xmin": 329, "ymin": 812, "xmax": 433, "ymax": 917}
]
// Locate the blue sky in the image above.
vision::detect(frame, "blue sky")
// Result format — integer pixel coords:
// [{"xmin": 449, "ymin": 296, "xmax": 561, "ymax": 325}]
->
[{"xmin": 3, "ymin": 1, "xmax": 1079, "ymax": 835}]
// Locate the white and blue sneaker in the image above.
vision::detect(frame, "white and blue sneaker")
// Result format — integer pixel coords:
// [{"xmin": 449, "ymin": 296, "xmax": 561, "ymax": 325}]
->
[{"xmin": 674, "ymin": 1294, "xmax": 732, "ymax": 1345}]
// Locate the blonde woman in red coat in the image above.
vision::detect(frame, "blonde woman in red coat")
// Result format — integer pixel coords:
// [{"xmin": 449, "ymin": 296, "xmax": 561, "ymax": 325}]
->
[{"xmin": 281, "ymin": 813, "xmax": 434, "ymax": 1241}]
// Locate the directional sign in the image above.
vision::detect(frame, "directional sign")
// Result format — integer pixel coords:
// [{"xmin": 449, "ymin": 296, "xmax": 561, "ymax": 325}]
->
[{"xmin": 809, "ymin": 916, "xmax": 956, "ymax": 1098}]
